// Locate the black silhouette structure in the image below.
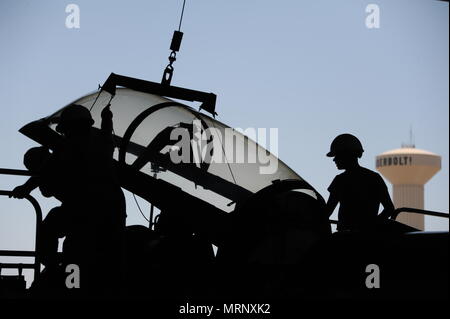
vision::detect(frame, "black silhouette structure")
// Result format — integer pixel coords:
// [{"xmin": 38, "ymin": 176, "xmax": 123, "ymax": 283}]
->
[
  {"xmin": 0, "ymin": 74, "xmax": 447, "ymax": 300},
  {"xmin": 1, "ymin": 0, "xmax": 449, "ymax": 304},
  {"xmin": 325, "ymin": 134, "xmax": 395, "ymax": 231}
]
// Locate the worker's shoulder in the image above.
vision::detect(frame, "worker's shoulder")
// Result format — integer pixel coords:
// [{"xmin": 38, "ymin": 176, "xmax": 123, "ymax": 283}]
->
[
  {"xmin": 339, "ymin": 166, "xmax": 381, "ymax": 179},
  {"xmin": 357, "ymin": 166, "xmax": 383, "ymax": 181}
]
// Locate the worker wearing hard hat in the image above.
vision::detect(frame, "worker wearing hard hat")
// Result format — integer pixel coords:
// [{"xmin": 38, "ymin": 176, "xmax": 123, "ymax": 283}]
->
[
  {"xmin": 49, "ymin": 104, "xmax": 126, "ymax": 295},
  {"xmin": 325, "ymin": 134, "xmax": 394, "ymax": 232},
  {"xmin": 12, "ymin": 104, "xmax": 126, "ymax": 296}
]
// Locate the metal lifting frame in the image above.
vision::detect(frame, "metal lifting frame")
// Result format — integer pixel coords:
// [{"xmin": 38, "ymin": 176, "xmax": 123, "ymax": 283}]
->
[{"xmin": 100, "ymin": 73, "xmax": 218, "ymax": 117}]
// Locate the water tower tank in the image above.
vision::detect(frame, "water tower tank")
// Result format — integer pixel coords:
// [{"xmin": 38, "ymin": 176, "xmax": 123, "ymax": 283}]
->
[{"xmin": 376, "ymin": 146, "xmax": 441, "ymax": 230}]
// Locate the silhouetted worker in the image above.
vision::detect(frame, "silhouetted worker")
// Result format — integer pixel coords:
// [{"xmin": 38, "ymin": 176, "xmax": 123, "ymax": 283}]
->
[
  {"xmin": 325, "ymin": 134, "xmax": 394, "ymax": 232},
  {"xmin": 18, "ymin": 147, "xmax": 66, "ymax": 268},
  {"xmin": 12, "ymin": 104, "xmax": 126, "ymax": 296},
  {"xmin": 10, "ymin": 147, "xmax": 76, "ymax": 295},
  {"xmin": 47, "ymin": 103, "xmax": 126, "ymax": 296},
  {"xmin": 10, "ymin": 147, "xmax": 53, "ymax": 199},
  {"xmin": 11, "ymin": 147, "xmax": 64, "ymax": 269}
]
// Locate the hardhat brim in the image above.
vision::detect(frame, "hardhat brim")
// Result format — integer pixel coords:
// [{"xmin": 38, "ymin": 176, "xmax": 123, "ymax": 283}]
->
[{"xmin": 326, "ymin": 151, "xmax": 334, "ymax": 157}]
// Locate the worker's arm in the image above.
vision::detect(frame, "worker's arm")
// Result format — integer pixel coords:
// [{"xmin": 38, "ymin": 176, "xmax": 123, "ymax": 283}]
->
[
  {"xmin": 100, "ymin": 104, "xmax": 115, "ymax": 155},
  {"xmin": 101, "ymin": 104, "xmax": 113, "ymax": 134},
  {"xmin": 9, "ymin": 177, "xmax": 40, "ymax": 198},
  {"xmin": 378, "ymin": 185, "xmax": 395, "ymax": 219},
  {"xmin": 325, "ymin": 191, "xmax": 339, "ymax": 218}
]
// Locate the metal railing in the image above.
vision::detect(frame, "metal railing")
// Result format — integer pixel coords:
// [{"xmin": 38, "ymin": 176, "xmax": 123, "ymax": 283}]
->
[
  {"xmin": 329, "ymin": 207, "xmax": 449, "ymax": 228},
  {"xmin": 391, "ymin": 207, "xmax": 449, "ymax": 222},
  {"xmin": 0, "ymin": 168, "xmax": 33, "ymax": 177},
  {"xmin": 0, "ymin": 168, "xmax": 41, "ymax": 283}
]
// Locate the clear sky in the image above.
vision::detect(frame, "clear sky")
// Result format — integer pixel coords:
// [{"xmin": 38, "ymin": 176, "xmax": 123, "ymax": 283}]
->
[{"xmin": 0, "ymin": 0, "xmax": 448, "ymax": 284}]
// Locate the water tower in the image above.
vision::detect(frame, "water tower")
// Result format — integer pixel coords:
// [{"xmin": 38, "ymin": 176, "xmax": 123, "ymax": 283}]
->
[{"xmin": 375, "ymin": 145, "xmax": 441, "ymax": 230}]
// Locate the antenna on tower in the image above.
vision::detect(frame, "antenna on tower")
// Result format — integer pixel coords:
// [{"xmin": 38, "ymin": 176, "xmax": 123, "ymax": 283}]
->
[
  {"xmin": 410, "ymin": 126, "xmax": 415, "ymax": 148},
  {"xmin": 402, "ymin": 125, "xmax": 415, "ymax": 148}
]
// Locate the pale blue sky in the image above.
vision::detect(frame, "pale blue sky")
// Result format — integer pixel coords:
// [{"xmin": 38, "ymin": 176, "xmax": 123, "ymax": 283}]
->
[{"xmin": 0, "ymin": 0, "xmax": 448, "ymax": 283}]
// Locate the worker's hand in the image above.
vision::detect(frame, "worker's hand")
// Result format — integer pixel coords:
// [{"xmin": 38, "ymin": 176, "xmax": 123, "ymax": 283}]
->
[
  {"xmin": 378, "ymin": 210, "xmax": 392, "ymax": 220},
  {"xmin": 9, "ymin": 185, "xmax": 29, "ymax": 199},
  {"xmin": 101, "ymin": 104, "xmax": 113, "ymax": 120}
]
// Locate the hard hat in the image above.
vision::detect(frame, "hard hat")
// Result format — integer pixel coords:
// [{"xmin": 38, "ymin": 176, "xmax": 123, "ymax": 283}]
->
[
  {"xmin": 23, "ymin": 147, "xmax": 51, "ymax": 172},
  {"xmin": 326, "ymin": 134, "xmax": 364, "ymax": 158},
  {"xmin": 56, "ymin": 104, "xmax": 94, "ymax": 133}
]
